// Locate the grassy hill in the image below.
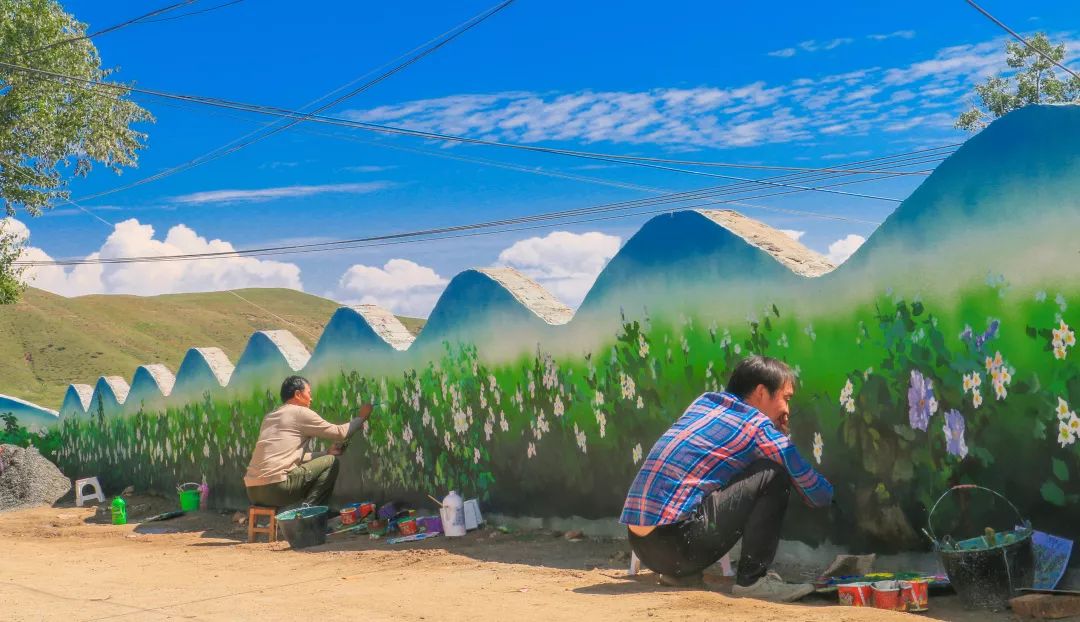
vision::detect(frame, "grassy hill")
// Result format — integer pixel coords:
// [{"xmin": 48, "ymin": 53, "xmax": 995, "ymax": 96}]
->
[{"xmin": 0, "ymin": 287, "xmax": 425, "ymax": 408}]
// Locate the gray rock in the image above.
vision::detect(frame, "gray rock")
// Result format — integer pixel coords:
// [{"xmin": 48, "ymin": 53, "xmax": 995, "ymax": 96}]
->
[{"xmin": 0, "ymin": 444, "xmax": 71, "ymax": 512}]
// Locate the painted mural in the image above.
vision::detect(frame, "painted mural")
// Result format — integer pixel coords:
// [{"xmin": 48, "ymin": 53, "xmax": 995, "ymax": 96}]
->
[{"xmin": 8, "ymin": 104, "xmax": 1079, "ymax": 552}]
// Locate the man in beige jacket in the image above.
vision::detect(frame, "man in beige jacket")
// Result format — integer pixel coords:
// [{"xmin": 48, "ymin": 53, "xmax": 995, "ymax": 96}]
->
[{"xmin": 244, "ymin": 375, "xmax": 372, "ymax": 509}]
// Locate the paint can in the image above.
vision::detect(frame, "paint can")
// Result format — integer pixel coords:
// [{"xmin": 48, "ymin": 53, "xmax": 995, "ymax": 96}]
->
[
  {"xmin": 340, "ymin": 505, "xmax": 360, "ymax": 526},
  {"xmin": 872, "ymin": 580, "xmax": 904, "ymax": 611},
  {"xmin": 416, "ymin": 515, "xmax": 442, "ymax": 534},
  {"xmin": 358, "ymin": 502, "xmax": 376, "ymax": 519},
  {"xmin": 901, "ymin": 579, "xmax": 929, "ymax": 611},
  {"xmin": 398, "ymin": 518, "xmax": 418, "ymax": 536},
  {"xmin": 837, "ymin": 582, "xmax": 872, "ymax": 607}
]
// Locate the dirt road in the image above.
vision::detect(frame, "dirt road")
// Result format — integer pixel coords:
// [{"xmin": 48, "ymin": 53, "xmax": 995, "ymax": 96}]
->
[{"xmin": 0, "ymin": 501, "xmax": 1000, "ymax": 621}]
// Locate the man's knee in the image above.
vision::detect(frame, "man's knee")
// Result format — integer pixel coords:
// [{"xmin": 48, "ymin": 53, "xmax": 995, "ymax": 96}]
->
[{"xmin": 744, "ymin": 460, "xmax": 790, "ymax": 491}]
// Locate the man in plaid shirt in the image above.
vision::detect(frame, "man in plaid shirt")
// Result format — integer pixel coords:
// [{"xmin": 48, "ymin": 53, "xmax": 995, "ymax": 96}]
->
[{"xmin": 621, "ymin": 355, "xmax": 833, "ymax": 602}]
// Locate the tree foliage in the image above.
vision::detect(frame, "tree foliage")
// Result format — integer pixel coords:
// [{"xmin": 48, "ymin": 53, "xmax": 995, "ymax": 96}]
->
[
  {"xmin": 0, "ymin": 219, "xmax": 25, "ymax": 304},
  {"xmin": 956, "ymin": 33, "xmax": 1080, "ymax": 131},
  {"xmin": 0, "ymin": 0, "xmax": 154, "ymax": 217}
]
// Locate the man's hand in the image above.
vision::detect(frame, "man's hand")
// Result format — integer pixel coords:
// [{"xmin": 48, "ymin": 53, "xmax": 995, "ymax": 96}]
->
[
  {"xmin": 328, "ymin": 442, "xmax": 344, "ymax": 456},
  {"xmin": 776, "ymin": 412, "xmax": 790, "ymax": 435},
  {"xmin": 357, "ymin": 403, "xmax": 374, "ymax": 422}
]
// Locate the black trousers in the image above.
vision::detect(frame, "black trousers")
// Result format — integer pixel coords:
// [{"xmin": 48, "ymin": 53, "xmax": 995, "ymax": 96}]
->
[{"xmin": 627, "ymin": 459, "xmax": 791, "ymax": 587}]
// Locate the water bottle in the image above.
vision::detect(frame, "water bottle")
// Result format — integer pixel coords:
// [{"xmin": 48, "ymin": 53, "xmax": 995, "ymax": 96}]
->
[
  {"xmin": 198, "ymin": 477, "xmax": 209, "ymax": 511},
  {"xmin": 440, "ymin": 490, "xmax": 466, "ymax": 537},
  {"xmin": 111, "ymin": 496, "xmax": 127, "ymax": 525}
]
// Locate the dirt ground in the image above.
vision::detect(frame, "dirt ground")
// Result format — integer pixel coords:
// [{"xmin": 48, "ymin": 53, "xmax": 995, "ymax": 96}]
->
[{"xmin": 0, "ymin": 498, "xmax": 1018, "ymax": 622}]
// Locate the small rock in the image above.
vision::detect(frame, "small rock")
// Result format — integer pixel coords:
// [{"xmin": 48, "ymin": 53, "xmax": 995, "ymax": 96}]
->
[
  {"xmin": 121, "ymin": 485, "xmax": 135, "ymax": 497},
  {"xmin": 489, "ymin": 531, "xmax": 500, "ymax": 539},
  {"xmin": 564, "ymin": 530, "xmax": 585, "ymax": 541}
]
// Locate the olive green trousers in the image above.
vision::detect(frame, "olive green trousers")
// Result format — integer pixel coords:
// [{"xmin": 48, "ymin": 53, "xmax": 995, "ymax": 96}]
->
[{"xmin": 246, "ymin": 455, "xmax": 339, "ymax": 509}]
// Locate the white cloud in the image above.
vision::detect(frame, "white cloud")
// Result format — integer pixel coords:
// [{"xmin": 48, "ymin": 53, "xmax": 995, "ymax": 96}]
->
[
  {"xmin": 10, "ymin": 218, "xmax": 302, "ymax": 297},
  {"xmin": 171, "ymin": 182, "xmax": 392, "ymax": 205},
  {"xmin": 336, "ymin": 259, "xmax": 448, "ymax": 318},
  {"xmin": 825, "ymin": 234, "xmax": 867, "ymax": 265},
  {"xmin": 768, "ymin": 48, "xmax": 797, "ymax": 58},
  {"xmin": 337, "ymin": 32, "xmax": 1075, "ymax": 149},
  {"xmin": 868, "ymin": 30, "xmax": 916, "ymax": 41},
  {"xmin": 496, "ymin": 231, "xmax": 621, "ymax": 308},
  {"xmin": 343, "ymin": 165, "xmax": 396, "ymax": 173},
  {"xmin": 779, "ymin": 229, "xmax": 805, "ymax": 242}
]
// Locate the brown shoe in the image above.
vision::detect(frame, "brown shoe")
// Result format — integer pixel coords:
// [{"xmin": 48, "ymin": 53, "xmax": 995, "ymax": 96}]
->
[{"xmin": 658, "ymin": 572, "xmax": 705, "ymax": 588}]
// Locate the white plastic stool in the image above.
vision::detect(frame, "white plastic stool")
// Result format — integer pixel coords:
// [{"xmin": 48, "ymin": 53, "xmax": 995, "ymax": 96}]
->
[{"xmin": 74, "ymin": 477, "xmax": 105, "ymax": 506}]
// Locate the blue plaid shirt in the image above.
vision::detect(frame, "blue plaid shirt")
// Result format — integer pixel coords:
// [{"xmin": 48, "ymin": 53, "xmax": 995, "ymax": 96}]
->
[{"xmin": 621, "ymin": 391, "xmax": 833, "ymax": 526}]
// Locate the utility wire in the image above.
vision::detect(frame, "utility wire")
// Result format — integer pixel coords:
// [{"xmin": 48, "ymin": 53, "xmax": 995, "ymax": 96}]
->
[
  {"xmin": 19, "ymin": 1, "xmax": 198, "ymax": 56},
  {"xmin": 963, "ymin": 0, "xmax": 1080, "ymax": 81},
  {"xmin": 0, "ymin": 59, "xmax": 917, "ymax": 202},
  {"xmin": 142, "ymin": 0, "xmax": 245, "ymax": 23},
  {"xmin": 43, "ymin": 0, "xmax": 515, "ymax": 207}
]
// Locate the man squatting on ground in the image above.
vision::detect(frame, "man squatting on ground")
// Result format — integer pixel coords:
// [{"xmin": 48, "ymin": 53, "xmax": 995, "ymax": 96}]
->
[
  {"xmin": 621, "ymin": 355, "xmax": 834, "ymax": 602},
  {"xmin": 244, "ymin": 375, "xmax": 373, "ymax": 508}
]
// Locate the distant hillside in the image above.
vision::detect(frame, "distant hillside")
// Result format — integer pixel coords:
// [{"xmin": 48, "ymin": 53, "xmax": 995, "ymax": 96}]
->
[{"xmin": 0, "ymin": 288, "xmax": 424, "ymax": 407}]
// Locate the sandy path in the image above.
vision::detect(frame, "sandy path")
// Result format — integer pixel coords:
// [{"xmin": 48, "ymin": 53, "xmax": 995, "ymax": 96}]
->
[{"xmin": 0, "ymin": 503, "xmax": 989, "ymax": 622}]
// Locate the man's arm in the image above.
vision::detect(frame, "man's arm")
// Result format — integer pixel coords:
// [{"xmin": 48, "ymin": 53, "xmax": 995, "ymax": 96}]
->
[{"xmin": 754, "ymin": 422, "xmax": 833, "ymax": 508}]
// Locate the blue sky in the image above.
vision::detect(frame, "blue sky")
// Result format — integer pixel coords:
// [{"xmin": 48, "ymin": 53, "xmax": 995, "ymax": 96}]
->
[{"xmin": 9, "ymin": 0, "xmax": 1079, "ymax": 316}]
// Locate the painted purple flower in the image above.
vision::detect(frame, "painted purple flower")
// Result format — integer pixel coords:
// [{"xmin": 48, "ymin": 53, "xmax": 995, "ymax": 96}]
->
[
  {"xmin": 943, "ymin": 409, "xmax": 969, "ymax": 459},
  {"xmin": 907, "ymin": 369, "xmax": 938, "ymax": 431}
]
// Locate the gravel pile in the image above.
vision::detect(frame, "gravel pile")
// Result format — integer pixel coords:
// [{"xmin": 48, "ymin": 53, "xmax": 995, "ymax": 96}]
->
[{"xmin": 0, "ymin": 444, "xmax": 71, "ymax": 512}]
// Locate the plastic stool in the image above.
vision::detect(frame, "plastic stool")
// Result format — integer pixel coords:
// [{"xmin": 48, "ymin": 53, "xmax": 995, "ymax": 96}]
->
[
  {"xmin": 248, "ymin": 506, "xmax": 278, "ymax": 543},
  {"xmin": 74, "ymin": 477, "xmax": 105, "ymax": 507}
]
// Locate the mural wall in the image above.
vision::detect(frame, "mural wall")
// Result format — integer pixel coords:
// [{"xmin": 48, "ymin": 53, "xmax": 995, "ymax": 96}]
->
[{"xmin": 9, "ymin": 104, "xmax": 1080, "ymax": 551}]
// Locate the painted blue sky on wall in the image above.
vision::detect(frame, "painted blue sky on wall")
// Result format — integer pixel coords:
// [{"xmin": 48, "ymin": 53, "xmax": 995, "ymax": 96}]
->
[{"xmin": 4, "ymin": 0, "xmax": 1078, "ymax": 316}]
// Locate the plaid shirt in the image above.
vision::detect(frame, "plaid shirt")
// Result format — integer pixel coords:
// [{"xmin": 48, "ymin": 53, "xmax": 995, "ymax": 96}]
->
[{"xmin": 621, "ymin": 391, "xmax": 833, "ymax": 526}]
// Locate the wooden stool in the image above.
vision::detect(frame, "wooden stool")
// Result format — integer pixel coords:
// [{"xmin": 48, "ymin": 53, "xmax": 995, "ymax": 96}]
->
[{"xmin": 248, "ymin": 506, "xmax": 278, "ymax": 543}]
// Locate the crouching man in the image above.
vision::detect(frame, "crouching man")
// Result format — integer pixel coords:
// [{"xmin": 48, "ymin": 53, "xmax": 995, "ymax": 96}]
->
[
  {"xmin": 244, "ymin": 375, "xmax": 372, "ymax": 509},
  {"xmin": 621, "ymin": 355, "xmax": 833, "ymax": 602}
]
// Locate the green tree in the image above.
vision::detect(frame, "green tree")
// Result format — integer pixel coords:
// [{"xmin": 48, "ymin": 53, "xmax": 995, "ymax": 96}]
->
[
  {"xmin": 956, "ymin": 33, "xmax": 1080, "ymax": 131},
  {"xmin": 1, "ymin": 0, "xmax": 153, "ymax": 303},
  {"xmin": 0, "ymin": 220, "xmax": 25, "ymax": 304}
]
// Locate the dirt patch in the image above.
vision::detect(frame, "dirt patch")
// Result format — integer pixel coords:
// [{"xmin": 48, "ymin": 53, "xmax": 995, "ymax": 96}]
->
[{"xmin": 0, "ymin": 502, "xmax": 1010, "ymax": 621}]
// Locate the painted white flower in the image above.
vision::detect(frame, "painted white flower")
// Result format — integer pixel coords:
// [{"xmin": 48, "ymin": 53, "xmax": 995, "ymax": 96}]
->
[
  {"xmin": 733, "ymin": 344, "xmax": 742, "ymax": 355},
  {"xmin": 972, "ymin": 390, "xmax": 983, "ymax": 409},
  {"xmin": 528, "ymin": 379, "xmax": 536, "ymax": 397},
  {"xmin": 636, "ymin": 395, "xmax": 644, "ymax": 410},
  {"xmin": 527, "ymin": 442, "xmax": 537, "ymax": 459},
  {"xmin": 499, "ymin": 411, "xmax": 509, "ymax": 432},
  {"xmin": 1057, "ymin": 398, "xmax": 1071, "ymax": 420},
  {"xmin": 594, "ymin": 390, "xmax": 605, "ymax": 407},
  {"xmin": 994, "ymin": 382, "xmax": 1007, "ymax": 401},
  {"xmin": 638, "ymin": 334, "xmax": 649, "ymax": 359},
  {"xmin": 1055, "ymin": 345, "xmax": 1068, "ymax": 360},
  {"xmin": 453, "ymin": 411, "xmax": 469, "ymax": 435},
  {"xmin": 1036, "ymin": 290, "xmax": 1047, "ymax": 302},
  {"xmin": 443, "ymin": 431, "xmax": 452, "ymax": 450},
  {"xmin": 474, "ymin": 448, "xmax": 481, "ymax": 464},
  {"xmin": 596, "ymin": 411, "xmax": 607, "ymax": 438},
  {"xmin": 553, "ymin": 396, "xmax": 565, "ymax": 418},
  {"xmin": 415, "ymin": 447, "xmax": 424, "ymax": 466},
  {"xmin": 484, "ymin": 419, "xmax": 494, "ymax": 441},
  {"xmin": 422, "ymin": 409, "xmax": 432, "ymax": 429},
  {"xmin": 1056, "ymin": 293, "xmax": 1067, "ymax": 312},
  {"xmin": 812, "ymin": 432, "xmax": 823, "ymax": 464},
  {"xmin": 632, "ymin": 443, "xmax": 643, "ymax": 464},
  {"xmin": 962, "ymin": 374, "xmax": 973, "ymax": 393},
  {"xmin": 1069, "ymin": 413, "xmax": 1080, "ymax": 437},
  {"xmin": 1058, "ymin": 422, "xmax": 1075, "ymax": 448},
  {"xmin": 620, "ymin": 373, "xmax": 637, "ymax": 401},
  {"xmin": 680, "ymin": 336, "xmax": 690, "ymax": 355},
  {"xmin": 402, "ymin": 424, "xmax": 414, "ymax": 444},
  {"xmin": 574, "ymin": 423, "xmax": 587, "ymax": 454}
]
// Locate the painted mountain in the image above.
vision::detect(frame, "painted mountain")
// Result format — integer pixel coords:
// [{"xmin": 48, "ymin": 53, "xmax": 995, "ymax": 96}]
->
[
  {"xmin": 23, "ymin": 104, "xmax": 1080, "ymax": 551},
  {"xmin": 0, "ymin": 394, "xmax": 58, "ymax": 432}
]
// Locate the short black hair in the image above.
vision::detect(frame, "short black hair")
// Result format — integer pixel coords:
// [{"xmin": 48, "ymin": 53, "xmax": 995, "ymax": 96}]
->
[
  {"xmin": 280, "ymin": 375, "xmax": 310, "ymax": 403},
  {"xmin": 725, "ymin": 355, "xmax": 795, "ymax": 399}
]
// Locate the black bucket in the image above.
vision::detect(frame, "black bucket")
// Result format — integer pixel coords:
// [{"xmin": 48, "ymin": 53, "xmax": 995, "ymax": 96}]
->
[
  {"xmin": 275, "ymin": 505, "xmax": 329, "ymax": 549},
  {"xmin": 928, "ymin": 485, "xmax": 1034, "ymax": 611}
]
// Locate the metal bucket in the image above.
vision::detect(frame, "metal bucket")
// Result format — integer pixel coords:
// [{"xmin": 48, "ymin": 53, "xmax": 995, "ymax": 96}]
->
[
  {"xmin": 928, "ymin": 485, "xmax": 1034, "ymax": 611},
  {"xmin": 275, "ymin": 505, "xmax": 329, "ymax": 549}
]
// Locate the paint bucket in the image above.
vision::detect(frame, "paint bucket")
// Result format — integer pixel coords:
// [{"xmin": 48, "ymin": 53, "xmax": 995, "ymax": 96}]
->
[
  {"xmin": 398, "ymin": 518, "xmax": 418, "ymax": 536},
  {"xmin": 928, "ymin": 485, "xmax": 1034, "ymax": 611},
  {"xmin": 340, "ymin": 505, "xmax": 360, "ymax": 526},
  {"xmin": 416, "ymin": 515, "xmax": 442, "ymax": 534},
  {"xmin": 872, "ymin": 580, "xmax": 904, "ymax": 611},
  {"xmin": 177, "ymin": 483, "xmax": 200, "ymax": 512},
  {"xmin": 837, "ymin": 582, "xmax": 872, "ymax": 607},
  {"xmin": 275, "ymin": 505, "xmax": 329, "ymax": 549},
  {"xmin": 901, "ymin": 579, "xmax": 929, "ymax": 611},
  {"xmin": 358, "ymin": 502, "xmax": 376, "ymax": 519}
]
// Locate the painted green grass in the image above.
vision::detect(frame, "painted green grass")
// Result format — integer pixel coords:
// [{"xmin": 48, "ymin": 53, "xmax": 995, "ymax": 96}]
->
[{"xmin": 55, "ymin": 282, "xmax": 1079, "ymax": 550}]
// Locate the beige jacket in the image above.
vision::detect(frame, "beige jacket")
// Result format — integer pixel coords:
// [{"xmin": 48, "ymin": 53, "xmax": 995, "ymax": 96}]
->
[{"xmin": 243, "ymin": 404, "xmax": 357, "ymax": 487}]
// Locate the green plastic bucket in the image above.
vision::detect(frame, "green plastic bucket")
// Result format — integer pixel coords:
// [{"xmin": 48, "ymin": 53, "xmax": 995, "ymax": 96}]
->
[{"xmin": 178, "ymin": 483, "xmax": 200, "ymax": 512}]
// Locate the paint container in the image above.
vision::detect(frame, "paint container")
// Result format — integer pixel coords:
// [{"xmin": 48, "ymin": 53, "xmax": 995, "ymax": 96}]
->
[
  {"xmin": 367, "ymin": 519, "xmax": 388, "ymax": 536},
  {"xmin": 398, "ymin": 518, "xmax": 419, "ymax": 536},
  {"xmin": 340, "ymin": 506, "xmax": 360, "ymax": 526},
  {"xmin": 901, "ymin": 579, "xmax": 929, "ymax": 611},
  {"xmin": 463, "ymin": 499, "xmax": 483, "ymax": 530},
  {"xmin": 872, "ymin": 580, "xmax": 904, "ymax": 611},
  {"xmin": 377, "ymin": 502, "xmax": 399, "ymax": 521},
  {"xmin": 837, "ymin": 582, "xmax": 872, "ymax": 607},
  {"xmin": 416, "ymin": 515, "xmax": 442, "ymax": 534},
  {"xmin": 358, "ymin": 502, "xmax": 376, "ymax": 519}
]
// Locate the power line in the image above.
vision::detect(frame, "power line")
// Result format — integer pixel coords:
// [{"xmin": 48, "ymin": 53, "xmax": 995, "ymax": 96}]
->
[
  {"xmin": 0, "ymin": 59, "xmax": 914, "ymax": 203},
  {"xmin": 142, "ymin": 0, "xmax": 245, "ymax": 23},
  {"xmin": 46, "ymin": 0, "xmax": 516, "ymax": 207},
  {"xmin": 963, "ymin": 0, "xmax": 1080, "ymax": 81},
  {"xmin": 20, "ymin": 1, "xmax": 198, "ymax": 57}
]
